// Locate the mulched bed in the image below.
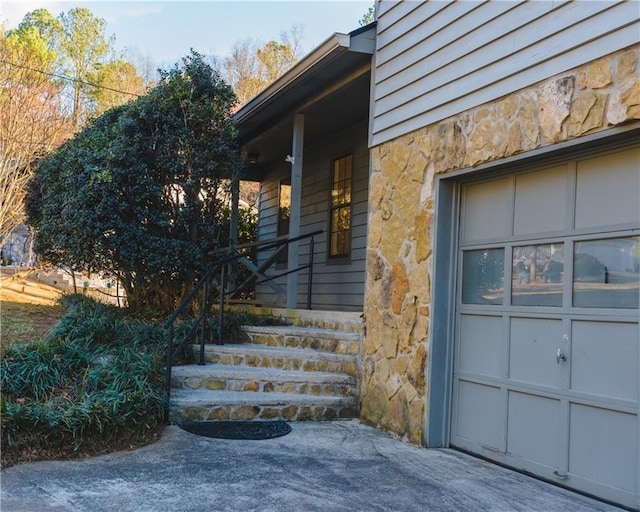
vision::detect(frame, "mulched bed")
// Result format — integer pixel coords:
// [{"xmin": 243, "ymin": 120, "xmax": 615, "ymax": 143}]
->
[{"xmin": 1, "ymin": 424, "xmax": 164, "ymax": 469}]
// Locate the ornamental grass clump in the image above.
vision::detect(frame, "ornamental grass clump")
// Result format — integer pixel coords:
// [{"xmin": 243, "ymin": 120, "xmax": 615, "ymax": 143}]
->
[{"xmin": 1, "ymin": 295, "xmax": 167, "ymax": 466}]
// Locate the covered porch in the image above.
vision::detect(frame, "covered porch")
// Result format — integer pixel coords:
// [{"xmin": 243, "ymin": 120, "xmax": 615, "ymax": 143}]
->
[{"xmin": 232, "ymin": 24, "xmax": 375, "ymax": 312}]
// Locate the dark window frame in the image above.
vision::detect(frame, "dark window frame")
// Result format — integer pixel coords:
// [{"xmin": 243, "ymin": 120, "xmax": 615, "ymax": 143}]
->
[{"xmin": 327, "ymin": 154, "xmax": 353, "ymax": 263}]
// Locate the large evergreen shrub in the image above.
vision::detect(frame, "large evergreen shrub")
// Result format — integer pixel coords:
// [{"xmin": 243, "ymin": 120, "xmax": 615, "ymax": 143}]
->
[{"xmin": 25, "ymin": 51, "xmax": 242, "ymax": 314}]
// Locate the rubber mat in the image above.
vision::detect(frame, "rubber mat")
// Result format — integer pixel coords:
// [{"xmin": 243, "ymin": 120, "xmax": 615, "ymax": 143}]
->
[{"xmin": 178, "ymin": 420, "xmax": 291, "ymax": 440}]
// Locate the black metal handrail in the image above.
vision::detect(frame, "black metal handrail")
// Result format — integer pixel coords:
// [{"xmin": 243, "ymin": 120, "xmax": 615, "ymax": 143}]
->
[{"xmin": 163, "ymin": 230, "xmax": 322, "ymax": 423}]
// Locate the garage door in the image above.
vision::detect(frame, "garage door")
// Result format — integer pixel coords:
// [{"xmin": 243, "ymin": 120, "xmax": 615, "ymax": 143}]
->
[{"xmin": 450, "ymin": 145, "xmax": 639, "ymax": 509}]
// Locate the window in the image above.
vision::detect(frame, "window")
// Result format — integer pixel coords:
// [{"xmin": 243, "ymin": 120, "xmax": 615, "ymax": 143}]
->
[
  {"xmin": 511, "ymin": 243, "xmax": 564, "ymax": 307},
  {"xmin": 461, "ymin": 248, "xmax": 504, "ymax": 305},
  {"xmin": 329, "ymin": 155, "xmax": 352, "ymax": 258},
  {"xmin": 573, "ymin": 236, "xmax": 639, "ymax": 309},
  {"xmin": 276, "ymin": 178, "xmax": 291, "ymax": 263},
  {"xmin": 277, "ymin": 178, "xmax": 291, "ymax": 237}
]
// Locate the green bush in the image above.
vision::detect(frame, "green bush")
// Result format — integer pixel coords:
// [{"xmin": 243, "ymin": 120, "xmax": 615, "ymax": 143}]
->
[
  {"xmin": 1, "ymin": 295, "xmax": 167, "ymax": 459},
  {"xmin": 1, "ymin": 295, "xmax": 287, "ymax": 464}
]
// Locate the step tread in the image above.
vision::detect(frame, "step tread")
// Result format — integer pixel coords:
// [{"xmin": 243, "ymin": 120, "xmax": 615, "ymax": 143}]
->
[
  {"xmin": 202, "ymin": 343, "xmax": 357, "ymax": 361},
  {"xmin": 242, "ymin": 325, "xmax": 360, "ymax": 340},
  {"xmin": 171, "ymin": 364, "xmax": 355, "ymax": 383},
  {"xmin": 170, "ymin": 389, "xmax": 357, "ymax": 407}
]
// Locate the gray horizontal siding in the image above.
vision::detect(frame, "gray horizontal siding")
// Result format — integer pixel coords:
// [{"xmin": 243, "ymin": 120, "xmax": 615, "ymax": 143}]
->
[
  {"xmin": 376, "ymin": 0, "xmax": 422, "ymax": 25},
  {"xmin": 255, "ymin": 119, "xmax": 369, "ymax": 311},
  {"xmin": 371, "ymin": 0, "xmax": 640, "ymax": 146}
]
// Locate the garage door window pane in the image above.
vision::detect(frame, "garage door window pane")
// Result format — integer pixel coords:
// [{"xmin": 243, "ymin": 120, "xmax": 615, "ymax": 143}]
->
[
  {"xmin": 462, "ymin": 249, "xmax": 504, "ymax": 304},
  {"xmin": 512, "ymin": 243, "xmax": 564, "ymax": 306},
  {"xmin": 573, "ymin": 236, "xmax": 640, "ymax": 309}
]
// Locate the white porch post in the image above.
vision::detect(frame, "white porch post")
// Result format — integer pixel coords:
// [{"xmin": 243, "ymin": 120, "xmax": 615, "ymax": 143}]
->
[{"xmin": 287, "ymin": 113, "xmax": 304, "ymax": 308}]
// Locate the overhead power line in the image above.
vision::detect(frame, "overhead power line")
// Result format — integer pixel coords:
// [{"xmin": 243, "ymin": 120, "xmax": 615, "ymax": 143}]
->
[{"xmin": 0, "ymin": 59, "xmax": 143, "ymax": 97}]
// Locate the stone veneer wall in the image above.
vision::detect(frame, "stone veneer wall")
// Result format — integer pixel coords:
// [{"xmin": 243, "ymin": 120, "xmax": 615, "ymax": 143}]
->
[{"xmin": 361, "ymin": 46, "xmax": 640, "ymax": 444}]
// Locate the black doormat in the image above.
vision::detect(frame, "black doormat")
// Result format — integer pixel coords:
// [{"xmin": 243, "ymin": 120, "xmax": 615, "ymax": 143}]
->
[{"xmin": 178, "ymin": 420, "xmax": 291, "ymax": 440}]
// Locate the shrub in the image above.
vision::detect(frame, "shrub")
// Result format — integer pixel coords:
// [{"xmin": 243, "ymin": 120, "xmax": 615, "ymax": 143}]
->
[
  {"xmin": 1, "ymin": 295, "xmax": 287, "ymax": 466},
  {"xmin": 1, "ymin": 295, "xmax": 167, "ymax": 463}
]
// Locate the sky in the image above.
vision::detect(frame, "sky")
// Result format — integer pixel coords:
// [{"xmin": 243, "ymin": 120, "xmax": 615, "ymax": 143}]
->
[{"xmin": 1, "ymin": 0, "xmax": 373, "ymax": 67}]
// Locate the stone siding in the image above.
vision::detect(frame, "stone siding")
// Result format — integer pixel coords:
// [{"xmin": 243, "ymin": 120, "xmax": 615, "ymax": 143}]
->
[{"xmin": 361, "ymin": 46, "xmax": 640, "ymax": 444}]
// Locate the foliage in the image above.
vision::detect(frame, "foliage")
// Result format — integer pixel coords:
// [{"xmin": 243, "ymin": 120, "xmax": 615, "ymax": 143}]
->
[
  {"xmin": 1, "ymin": 7, "xmax": 146, "ymax": 248},
  {"xmin": 16, "ymin": 7, "xmax": 145, "ymax": 126},
  {"xmin": 26, "ymin": 51, "xmax": 242, "ymax": 314},
  {"xmin": 90, "ymin": 58, "xmax": 145, "ymax": 115},
  {"xmin": 217, "ymin": 25, "xmax": 303, "ymax": 105},
  {"xmin": 58, "ymin": 8, "xmax": 111, "ymax": 125},
  {"xmin": 0, "ymin": 24, "xmax": 71, "ymax": 245},
  {"xmin": 359, "ymin": 6, "xmax": 376, "ymax": 26},
  {"xmin": 0, "ymin": 293, "xmax": 287, "ymax": 465},
  {"xmin": 257, "ymin": 41, "xmax": 297, "ymax": 83},
  {"xmin": 0, "ymin": 294, "xmax": 167, "ymax": 462}
]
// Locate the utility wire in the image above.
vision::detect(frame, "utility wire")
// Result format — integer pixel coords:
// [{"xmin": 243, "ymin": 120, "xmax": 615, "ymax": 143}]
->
[{"xmin": 1, "ymin": 59, "xmax": 143, "ymax": 97}]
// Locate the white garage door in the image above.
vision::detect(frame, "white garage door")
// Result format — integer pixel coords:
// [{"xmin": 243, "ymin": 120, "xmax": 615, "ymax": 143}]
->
[{"xmin": 450, "ymin": 145, "xmax": 639, "ymax": 509}]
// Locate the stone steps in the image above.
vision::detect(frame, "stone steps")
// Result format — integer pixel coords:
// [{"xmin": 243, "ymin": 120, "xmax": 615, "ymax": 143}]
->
[
  {"xmin": 200, "ymin": 344, "xmax": 358, "ymax": 377},
  {"xmin": 171, "ymin": 364, "xmax": 356, "ymax": 397},
  {"xmin": 170, "ymin": 389, "xmax": 357, "ymax": 422},
  {"xmin": 234, "ymin": 307, "xmax": 364, "ymax": 333},
  {"xmin": 169, "ymin": 321, "xmax": 362, "ymax": 423},
  {"xmin": 241, "ymin": 325, "xmax": 360, "ymax": 355}
]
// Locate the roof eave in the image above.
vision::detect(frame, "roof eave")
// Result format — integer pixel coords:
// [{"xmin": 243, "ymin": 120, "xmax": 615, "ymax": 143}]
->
[
  {"xmin": 234, "ymin": 32, "xmax": 350, "ymax": 125},
  {"xmin": 233, "ymin": 24, "xmax": 376, "ymax": 127}
]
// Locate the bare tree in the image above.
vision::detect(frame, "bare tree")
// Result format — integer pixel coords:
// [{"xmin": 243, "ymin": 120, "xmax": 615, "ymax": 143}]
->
[
  {"xmin": 223, "ymin": 38, "xmax": 264, "ymax": 105},
  {"xmin": 280, "ymin": 24, "xmax": 304, "ymax": 60},
  {"xmin": 123, "ymin": 47, "xmax": 159, "ymax": 87},
  {"xmin": 0, "ymin": 26, "xmax": 71, "ymax": 247},
  {"xmin": 221, "ymin": 25, "xmax": 305, "ymax": 105},
  {"xmin": 2, "ymin": 8, "xmax": 147, "ymax": 250}
]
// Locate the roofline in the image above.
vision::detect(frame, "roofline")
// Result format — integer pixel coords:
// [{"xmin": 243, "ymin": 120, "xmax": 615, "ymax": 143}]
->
[{"xmin": 233, "ymin": 24, "xmax": 376, "ymax": 125}]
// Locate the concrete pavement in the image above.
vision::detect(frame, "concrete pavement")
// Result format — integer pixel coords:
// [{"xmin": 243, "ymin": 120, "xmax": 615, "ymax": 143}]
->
[{"xmin": 0, "ymin": 421, "xmax": 625, "ymax": 512}]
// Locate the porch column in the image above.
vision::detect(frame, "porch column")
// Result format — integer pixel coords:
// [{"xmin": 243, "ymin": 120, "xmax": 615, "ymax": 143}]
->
[{"xmin": 287, "ymin": 113, "xmax": 304, "ymax": 308}]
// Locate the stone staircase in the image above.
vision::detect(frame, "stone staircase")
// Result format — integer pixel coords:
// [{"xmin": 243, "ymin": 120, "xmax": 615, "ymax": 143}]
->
[{"xmin": 168, "ymin": 310, "xmax": 362, "ymax": 422}]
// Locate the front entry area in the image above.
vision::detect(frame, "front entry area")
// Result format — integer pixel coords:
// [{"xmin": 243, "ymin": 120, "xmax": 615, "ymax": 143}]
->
[{"xmin": 449, "ymin": 144, "xmax": 639, "ymax": 509}]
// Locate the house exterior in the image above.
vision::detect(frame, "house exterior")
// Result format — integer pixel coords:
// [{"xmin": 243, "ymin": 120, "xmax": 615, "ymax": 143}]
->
[
  {"xmin": 362, "ymin": 1, "xmax": 639, "ymax": 509},
  {"xmin": 235, "ymin": 24, "xmax": 375, "ymax": 311},
  {"xmin": 236, "ymin": 2, "xmax": 639, "ymax": 508},
  {"xmin": 1, "ymin": 224, "xmax": 34, "ymax": 267}
]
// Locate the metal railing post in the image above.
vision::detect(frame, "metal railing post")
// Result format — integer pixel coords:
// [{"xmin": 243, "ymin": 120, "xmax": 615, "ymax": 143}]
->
[
  {"xmin": 218, "ymin": 265, "xmax": 226, "ymax": 345},
  {"xmin": 199, "ymin": 279, "xmax": 208, "ymax": 365},
  {"xmin": 306, "ymin": 235, "xmax": 315, "ymax": 310},
  {"xmin": 164, "ymin": 323, "xmax": 174, "ymax": 424}
]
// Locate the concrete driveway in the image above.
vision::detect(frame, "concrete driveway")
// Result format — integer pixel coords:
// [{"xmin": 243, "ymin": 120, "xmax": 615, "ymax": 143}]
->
[{"xmin": 0, "ymin": 421, "xmax": 625, "ymax": 512}]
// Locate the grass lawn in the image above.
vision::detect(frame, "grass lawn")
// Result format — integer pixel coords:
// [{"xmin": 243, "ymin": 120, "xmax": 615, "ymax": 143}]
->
[
  {"xmin": 1, "ymin": 301, "xmax": 65, "ymax": 346},
  {"xmin": 1, "ymin": 272, "xmax": 65, "ymax": 350}
]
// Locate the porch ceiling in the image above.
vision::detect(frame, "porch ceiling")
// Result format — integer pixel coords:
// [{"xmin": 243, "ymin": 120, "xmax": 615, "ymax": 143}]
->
[
  {"xmin": 239, "ymin": 71, "xmax": 371, "ymax": 181},
  {"xmin": 234, "ymin": 25, "xmax": 375, "ymax": 182}
]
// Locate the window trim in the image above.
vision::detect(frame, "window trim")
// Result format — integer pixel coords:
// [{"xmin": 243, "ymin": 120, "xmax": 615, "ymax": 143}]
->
[{"xmin": 327, "ymin": 153, "xmax": 353, "ymax": 263}]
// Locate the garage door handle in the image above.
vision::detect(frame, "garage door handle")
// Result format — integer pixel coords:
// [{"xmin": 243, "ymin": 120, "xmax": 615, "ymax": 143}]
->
[{"xmin": 556, "ymin": 348, "xmax": 567, "ymax": 364}]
